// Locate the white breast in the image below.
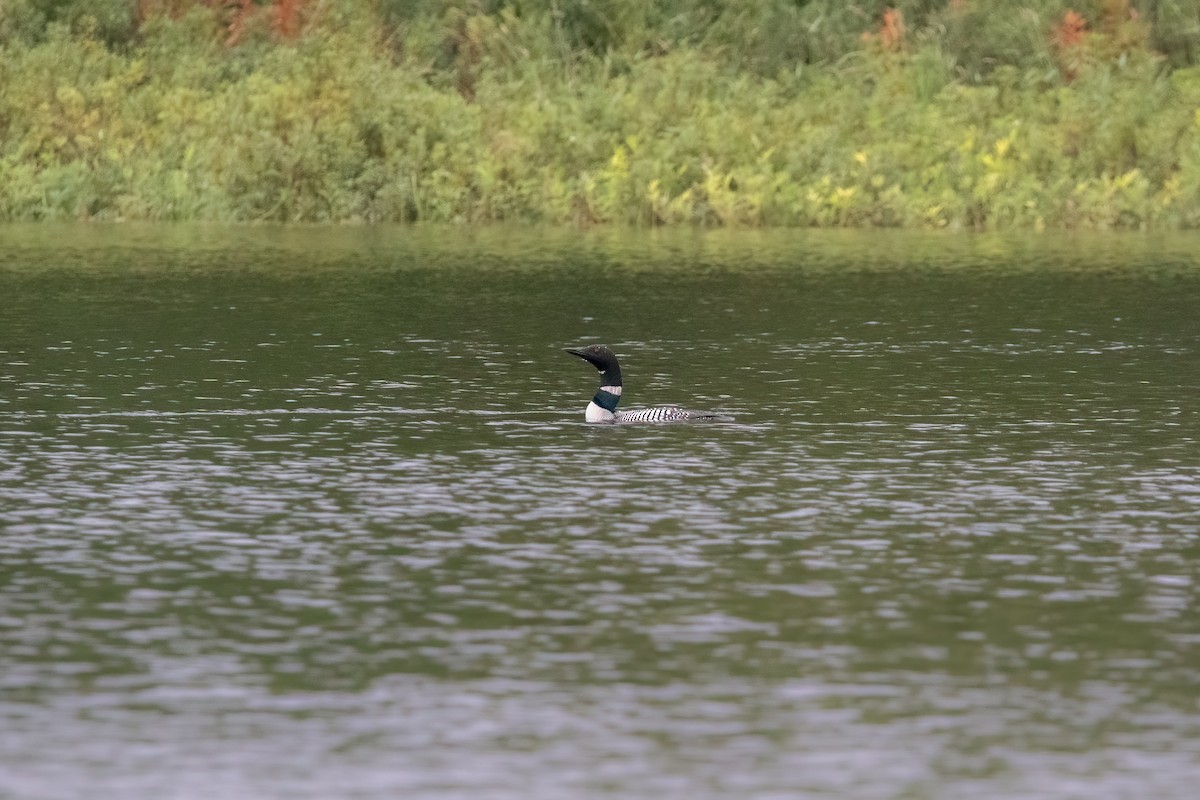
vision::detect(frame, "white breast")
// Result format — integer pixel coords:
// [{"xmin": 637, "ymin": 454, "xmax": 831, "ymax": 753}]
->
[{"xmin": 585, "ymin": 401, "xmax": 616, "ymax": 422}]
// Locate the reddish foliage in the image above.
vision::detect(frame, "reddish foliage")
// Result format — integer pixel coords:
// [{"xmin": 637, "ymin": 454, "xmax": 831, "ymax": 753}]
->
[
  {"xmin": 1054, "ymin": 9, "xmax": 1088, "ymax": 50},
  {"xmin": 880, "ymin": 8, "xmax": 905, "ymax": 51},
  {"xmin": 274, "ymin": 0, "xmax": 302, "ymax": 40},
  {"xmin": 137, "ymin": 1, "xmax": 303, "ymax": 45}
]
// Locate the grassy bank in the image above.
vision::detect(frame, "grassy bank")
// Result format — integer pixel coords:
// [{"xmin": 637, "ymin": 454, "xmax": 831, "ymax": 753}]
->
[{"xmin": 2, "ymin": 0, "xmax": 1200, "ymax": 228}]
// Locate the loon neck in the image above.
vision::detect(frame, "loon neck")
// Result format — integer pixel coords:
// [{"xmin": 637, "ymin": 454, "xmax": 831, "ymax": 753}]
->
[
  {"xmin": 592, "ymin": 384, "xmax": 622, "ymax": 411},
  {"xmin": 586, "ymin": 384, "xmax": 621, "ymax": 422}
]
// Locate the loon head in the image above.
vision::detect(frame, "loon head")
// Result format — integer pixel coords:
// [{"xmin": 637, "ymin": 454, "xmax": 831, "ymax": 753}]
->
[
  {"xmin": 566, "ymin": 344, "xmax": 624, "ymax": 422},
  {"xmin": 565, "ymin": 344, "xmax": 623, "ymax": 387}
]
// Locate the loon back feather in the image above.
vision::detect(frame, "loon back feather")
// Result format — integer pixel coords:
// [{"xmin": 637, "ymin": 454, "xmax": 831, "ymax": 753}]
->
[
  {"xmin": 616, "ymin": 406, "xmax": 720, "ymax": 423},
  {"xmin": 565, "ymin": 344, "xmax": 725, "ymax": 424}
]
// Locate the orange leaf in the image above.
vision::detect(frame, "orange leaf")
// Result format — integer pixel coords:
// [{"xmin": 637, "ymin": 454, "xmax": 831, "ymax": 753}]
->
[
  {"xmin": 273, "ymin": 0, "xmax": 302, "ymax": 40},
  {"xmin": 1053, "ymin": 9, "xmax": 1088, "ymax": 49},
  {"xmin": 880, "ymin": 8, "xmax": 905, "ymax": 51}
]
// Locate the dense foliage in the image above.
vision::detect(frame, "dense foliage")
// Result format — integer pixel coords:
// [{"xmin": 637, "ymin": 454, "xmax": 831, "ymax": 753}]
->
[{"xmin": 2, "ymin": 0, "xmax": 1200, "ymax": 227}]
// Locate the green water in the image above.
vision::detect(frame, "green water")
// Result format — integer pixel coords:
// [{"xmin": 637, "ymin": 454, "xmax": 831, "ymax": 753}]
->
[{"xmin": 1, "ymin": 225, "xmax": 1198, "ymax": 799}]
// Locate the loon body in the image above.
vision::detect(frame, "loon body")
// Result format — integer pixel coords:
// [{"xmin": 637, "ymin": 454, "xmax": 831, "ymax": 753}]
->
[{"xmin": 566, "ymin": 344, "xmax": 722, "ymax": 424}]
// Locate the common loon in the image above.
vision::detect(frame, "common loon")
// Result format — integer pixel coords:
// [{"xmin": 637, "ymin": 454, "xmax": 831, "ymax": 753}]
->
[{"xmin": 566, "ymin": 344, "xmax": 723, "ymax": 423}]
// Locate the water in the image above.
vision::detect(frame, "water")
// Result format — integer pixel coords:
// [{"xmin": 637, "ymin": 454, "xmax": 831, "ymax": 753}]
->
[{"xmin": 1, "ymin": 225, "xmax": 1198, "ymax": 799}]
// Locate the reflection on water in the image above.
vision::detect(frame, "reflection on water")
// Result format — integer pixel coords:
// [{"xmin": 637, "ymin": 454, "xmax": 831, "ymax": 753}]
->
[{"xmin": 1, "ymin": 226, "xmax": 1199, "ymax": 799}]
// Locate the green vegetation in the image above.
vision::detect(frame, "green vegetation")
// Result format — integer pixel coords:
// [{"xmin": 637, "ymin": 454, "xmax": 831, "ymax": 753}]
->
[{"xmin": 2, "ymin": 0, "xmax": 1200, "ymax": 228}]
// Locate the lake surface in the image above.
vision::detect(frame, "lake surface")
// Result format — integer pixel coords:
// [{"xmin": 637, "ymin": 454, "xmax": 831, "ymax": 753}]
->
[{"xmin": 1, "ymin": 225, "xmax": 1198, "ymax": 799}]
